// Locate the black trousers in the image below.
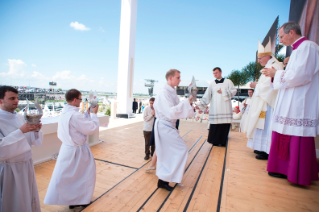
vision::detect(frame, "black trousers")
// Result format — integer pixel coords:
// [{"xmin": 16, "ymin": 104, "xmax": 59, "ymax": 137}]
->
[
  {"xmin": 144, "ymin": 131, "xmax": 155, "ymax": 156},
  {"xmin": 207, "ymin": 124, "xmax": 231, "ymax": 145},
  {"xmin": 133, "ymin": 109, "xmax": 137, "ymax": 113}
]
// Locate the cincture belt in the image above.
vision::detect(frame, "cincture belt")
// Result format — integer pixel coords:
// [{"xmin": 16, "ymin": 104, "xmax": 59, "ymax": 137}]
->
[
  {"xmin": 63, "ymin": 142, "xmax": 87, "ymax": 147},
  {"xmin": 157, "ymin": 118, "xmax": 177, "ymax": 128},
  {"xmin": 0, "ymin": 153, "xmax": 32, "ymax": 165}
]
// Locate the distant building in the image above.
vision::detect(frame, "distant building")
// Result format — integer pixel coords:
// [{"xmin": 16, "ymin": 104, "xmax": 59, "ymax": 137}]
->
[{"xmin": 176, "ymin": 80, "xmax": 252, "ymax": 102}]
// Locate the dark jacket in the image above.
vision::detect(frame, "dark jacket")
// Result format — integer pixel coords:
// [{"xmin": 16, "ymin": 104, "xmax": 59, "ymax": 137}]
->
[{"xmin": 132, "ymin": 101, "xmax": 138, "ymax": 110}]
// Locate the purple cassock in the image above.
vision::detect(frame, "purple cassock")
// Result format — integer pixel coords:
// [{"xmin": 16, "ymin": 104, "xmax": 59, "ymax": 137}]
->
[
  {"xmin": 267, "ymin": 36, "xmax": 319, "ymax": 186},
  {"xmin": 267, "ymin": 132, "xmax": 318, "ymax": 186}
]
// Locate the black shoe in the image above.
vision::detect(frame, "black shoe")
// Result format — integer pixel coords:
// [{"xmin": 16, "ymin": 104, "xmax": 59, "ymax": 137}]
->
[
  {"xmin": 254, "ymin": 150, "xmax": 263, "ymax": 154},
  {"xmin": 256, "ymin": 154, "xmax": 268, "ymax": 160},
  {"xmin": 144, "ymin": 155, "xmax": 150, "ymax": 160},
  {"xmin": 268, "ymin": 172, "xmax": 287, "ymax": 179},
  {"xmin": 69, "ymin": 203, "xmax": 90, "ymax": 209},
  {"xmin": 157, "ymin": 179, "xmax": 174, "ymax": 191}
]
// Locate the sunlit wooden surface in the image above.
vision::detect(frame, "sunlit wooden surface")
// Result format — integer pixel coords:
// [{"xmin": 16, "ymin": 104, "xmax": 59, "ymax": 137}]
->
[{"xmin": 35, "ymin": 120, "xmax": 319, "ymax": 212}]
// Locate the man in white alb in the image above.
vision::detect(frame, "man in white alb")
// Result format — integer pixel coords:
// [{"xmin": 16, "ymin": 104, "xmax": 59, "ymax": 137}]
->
[
  {"xmin": 245, "ymin": 38, "xmax": 283, "ymax": 160},
  {"xmin": 0, "ymin": 86, "xmax": 43, "ymax": 212},
  {"xmin": 239, "ymin": 89, "xmax": 254, "ymax": 132},
  {"xmin": 44, "ymin": 89, "xmax": 99, "ymax": 209},
  {"xmin": 154, "ymin": 69, "xmax": 194, "ymax": 191}
]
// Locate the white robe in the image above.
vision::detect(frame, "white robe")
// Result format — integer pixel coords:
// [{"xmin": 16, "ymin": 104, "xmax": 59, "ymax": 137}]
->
[
  {"xmin": 244, "ymin": 58, "xmax": 283, "ymax": 138},
  {"xmin": 154, "ymin": 83, "xmax": 194, "ymax": 183},
  {"xmin": 271, "ymin": 40, "xmax": 319, "ymax": 137},
  {"xmin": 197, "ymin": 79, "xmax": 237, "ymax": 124},
  {"xmin": 239, "ymin": 98, "xmax": 251, "ymax": 133},
  {"xmin": 44, "ymin": 104, "xmax": 99, "ymax": 205},
  {"xmin": 0, "ymin": 109, "xmax": 43, "ymax": 212}
]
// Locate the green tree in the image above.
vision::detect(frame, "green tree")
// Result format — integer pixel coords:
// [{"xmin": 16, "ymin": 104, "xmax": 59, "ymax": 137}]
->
[
  {"xmin": 226, "ymin": 70, "xmax": 249, "ymax": 106},
  {"xmin": 57, "ymin": 88, "xmax": 62, "ymax": 92},
  {"xmin": 275, "ymin": 54, "xmax": 285, "ymax": 62},
  {"xmin": 242, "ymin": 61, "xmax": 263, "ymax": 82}
]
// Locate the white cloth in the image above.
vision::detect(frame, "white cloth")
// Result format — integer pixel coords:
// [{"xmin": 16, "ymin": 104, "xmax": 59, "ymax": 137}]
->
[
  {"xmin": 247, "ymin": 104, "xmax": 273, "ymax": 153},
  {"xmin": 154, "ymin": 83, "xmax": 194, "ymax": 183},
  {"xmin": 143, "ymin": 106, "xmax": 154, "ymax": 131},
  {"xmin": 240, "ymin": 98, "xmax": 251, "ymax": 133},
  {"xmin": 243, "ymin": 58, "xmax": 283, "ymax": 138},
  {"xmin": 271, "ymin": 40, "xmax": 319, "ymax": 137},
  {"xmin": 44, "ymin": 104, "xmax": 99, "ymax": 205},
  {"xmin": 0, "ymin": 109, "xmax": 43, "ymax": 212},
  {"xmin": 197, "ymin": 79, "xmax": 237, "ymax": 124}
]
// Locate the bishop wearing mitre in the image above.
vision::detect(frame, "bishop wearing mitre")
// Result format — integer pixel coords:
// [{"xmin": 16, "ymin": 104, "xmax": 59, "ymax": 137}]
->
[{"xmin": 244, "ymin": 38, "xmax": 283, "ymax": 160}]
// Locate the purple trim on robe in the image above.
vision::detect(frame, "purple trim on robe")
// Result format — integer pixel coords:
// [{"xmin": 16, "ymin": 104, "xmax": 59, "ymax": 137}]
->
[
  {"xmin": 292, "ymin": 37, "xmax": 308, "ymax": 50},
  {"xmin": 267, "ymin": 131, "xmax": 319, "ymax": 186}
]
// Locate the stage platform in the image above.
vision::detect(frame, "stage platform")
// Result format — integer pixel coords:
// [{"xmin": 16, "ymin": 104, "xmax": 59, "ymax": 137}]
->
[{"xmin": 35, "ymin": 120, "xmax": 319, "ymax": 212}]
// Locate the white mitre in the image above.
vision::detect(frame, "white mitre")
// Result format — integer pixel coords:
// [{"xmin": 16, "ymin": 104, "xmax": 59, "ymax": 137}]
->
[{"xmin": 258, "ymin": 37, "xmax": 272, "ymax": 57}]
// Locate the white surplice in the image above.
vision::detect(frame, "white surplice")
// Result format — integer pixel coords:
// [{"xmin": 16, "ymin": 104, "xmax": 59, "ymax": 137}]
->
[
  {"xmin": 44, "ymin": 104, "xmax": 99, "ymax": 205},
  {"xmin": 0, "ymin": 109, "xmax": 43, "ymax": 212},
  {"xmin": 154, "ymin": 83, "xmax": 194, "ymax": 183},
  {"xmin": 197, "ymin": 79, "xmax": 237, "ymax": 124},
  {"xmin": 271, "ymin": 40, "xmax": 319, "ymax": 137}
]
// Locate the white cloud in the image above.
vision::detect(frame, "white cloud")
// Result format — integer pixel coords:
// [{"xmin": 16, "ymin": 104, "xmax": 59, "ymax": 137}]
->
[
  {"xmin": 32, "ymin": 64, "xmax": 36, "ymax": 67},
  {"xmin": 31, "ymin": 71, "xmax": 48, "ymax": 80},
  {"xmin": 0, "ymin": 59, "xmax": 27, "ymax": 78},
  {"xmin": 99, "ymin": 27, "xmax": 105, "ymax": 33},
  {"xmin": 52, "ymin": 70, "xmax": 76, "ymax": 81},
  {"xmin": 70, "ymin": 21, "xmax": 90, "ymax": 31}
]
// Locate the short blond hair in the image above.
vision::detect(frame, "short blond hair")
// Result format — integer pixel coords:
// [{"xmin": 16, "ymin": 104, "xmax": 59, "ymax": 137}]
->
[{"xmin": 165, "ymin": 69, "xmax": 180, "ymax": 80}]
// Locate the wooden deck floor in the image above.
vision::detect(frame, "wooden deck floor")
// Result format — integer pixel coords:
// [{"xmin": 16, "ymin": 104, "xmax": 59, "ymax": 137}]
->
[{"xmin": 35, "ymin": 120, "xmax": 319, "ymax": 212}]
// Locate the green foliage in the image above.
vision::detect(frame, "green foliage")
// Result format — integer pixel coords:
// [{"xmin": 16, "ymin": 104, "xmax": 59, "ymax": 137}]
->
[
  {"xmin": 105, "ymin": 107, "xmax": 111, "ymax": 116},
  {"xmin": 242, "ymin": 61, "xmax": 263, "ymax": 82},
  {"xmin": 275, "ymin": 54, "xmax": 286, "ymax": 62},
  {"xmin": 275, "ymin": 44, "xmax": 284, "ymax": 55},
  {"xmin": 15, "ymin": 108, "xmax": 20, "ymax": 112},
  {"xmin": 98, "ymin": 104, "xmax": 105, "ymax": 113},
  {"xmin": 57, "ymin": 88, "xmax": 62, "ymax": 91},
  {"xmin": 226, "ymin": 69, "xmax": 249, "ymax": 87}
]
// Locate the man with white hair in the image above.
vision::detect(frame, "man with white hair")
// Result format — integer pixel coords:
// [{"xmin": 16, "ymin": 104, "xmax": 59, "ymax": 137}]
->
[
  {"xmin": 263, "ymin": 22, "xmax": 319, "ymax": 185},
  {"xmin": 244, "ymin": 38, "xmax": 283, "ymax": 160}
]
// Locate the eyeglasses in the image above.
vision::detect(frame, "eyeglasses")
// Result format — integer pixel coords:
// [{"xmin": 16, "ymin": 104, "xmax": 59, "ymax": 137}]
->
[{"xmin": 77, "ymin": 98, "xmax": 82, "ymax": 101}]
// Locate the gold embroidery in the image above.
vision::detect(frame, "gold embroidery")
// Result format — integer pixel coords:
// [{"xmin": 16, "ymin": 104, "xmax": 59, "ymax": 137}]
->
[{"xmin": 259, "ymin": 111, "xmax": 266, "ymax": 118}]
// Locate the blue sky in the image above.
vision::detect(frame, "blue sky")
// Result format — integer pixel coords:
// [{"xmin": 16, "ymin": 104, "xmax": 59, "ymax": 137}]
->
[{"xmin": 0, "ymin": 0, "xmax": 290, "ymax": 94}]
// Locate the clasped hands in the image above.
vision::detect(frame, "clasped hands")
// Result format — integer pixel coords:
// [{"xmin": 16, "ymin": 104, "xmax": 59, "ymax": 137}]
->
[
  {"xmin": 262, "ymin": 66, "xmax": 277, "ymax": 78},
  {"xmin": 87, "ymin": 105, "xmax": 99, "ymax": 114}
]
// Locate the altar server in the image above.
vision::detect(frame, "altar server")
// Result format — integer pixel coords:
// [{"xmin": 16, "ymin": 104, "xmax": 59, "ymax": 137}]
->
[
  {"xmin": 44, "ymin": 89, "xmax": 99, "ymax": 209},
  {"xmin": 245, "ymin": 38, "xmax": 284, "ymax": 160},
  {"xmin": 239, "ymin": 89, "xmax": 254, "ymax": 132},
  {"xmin": 196, "ymin": 67, "xmax": 237, "ymax": 146},
  {"xmin": 154, "ymin": 69, "xmax": 194, "ymax": 191},
  {"xmin": 0, "ymin": 86, "xmax": 43, "ymax": 212},
  {"xmin": 262, "ymin": 22, "xmax": 319, "ymax": 185}
]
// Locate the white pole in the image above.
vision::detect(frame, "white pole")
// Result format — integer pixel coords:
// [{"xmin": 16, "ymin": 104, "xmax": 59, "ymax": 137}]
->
[{"xmin": 116, "ymin": 0, "xmax": 138, "ymax": 118}]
